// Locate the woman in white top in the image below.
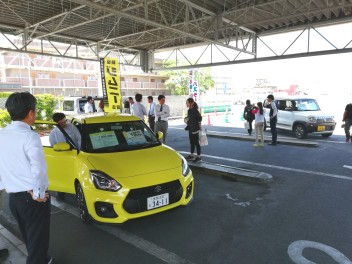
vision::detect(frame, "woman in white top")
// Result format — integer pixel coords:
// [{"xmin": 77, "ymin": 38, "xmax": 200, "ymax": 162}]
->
[{"xmin": 252, "ymin": 102, "xmax": 265, "ymax": 147}]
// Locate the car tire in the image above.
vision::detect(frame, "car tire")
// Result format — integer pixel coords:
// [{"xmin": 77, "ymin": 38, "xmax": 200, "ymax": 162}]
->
[
  {"xmin": 321, "ymin": 133, "xmax": 333, "ymax": 137},
  {"xmin": 75, "ymin": 182, "xmax": 91, "ymax": 224},
  {"xmin": 293, "ymin": 124, "xmax": 307, "ymax": 139}
]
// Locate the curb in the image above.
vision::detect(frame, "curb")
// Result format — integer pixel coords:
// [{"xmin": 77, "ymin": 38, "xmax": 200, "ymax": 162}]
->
[
  {"xmin": 188, "ymin": 161, "xmax": 273, "ymax": 184},
  {"xmin": 0, "ymin": 224, "xmax": 27, "ymax": 263},
  {"xmin": 206, "ymin": 131, "xmax": 318, "ymax": 148}
]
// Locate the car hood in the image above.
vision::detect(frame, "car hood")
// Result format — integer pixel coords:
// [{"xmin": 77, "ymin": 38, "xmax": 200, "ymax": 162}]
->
[{"xmin": 86, "ymin": 145, "xmax": 181, "ymax": 178}]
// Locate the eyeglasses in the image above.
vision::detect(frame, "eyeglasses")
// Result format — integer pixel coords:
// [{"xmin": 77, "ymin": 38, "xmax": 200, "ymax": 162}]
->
[{"xmin": 58, "ymin": 119, "xmax": 67, "ymax": 126}]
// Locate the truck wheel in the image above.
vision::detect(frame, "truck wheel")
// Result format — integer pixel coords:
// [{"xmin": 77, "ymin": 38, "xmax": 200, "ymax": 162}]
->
[{"xmin": 293, "ymin": 124, "xmax": 307, "ymax": 139}]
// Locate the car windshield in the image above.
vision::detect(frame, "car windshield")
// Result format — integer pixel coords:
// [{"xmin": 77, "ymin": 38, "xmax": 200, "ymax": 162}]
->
[
  {"xmin": 294, "ymin": 99, "xmax": 320, "ymax": 111},
  {"xmin": 83, "ymin": 121, "xmax": 160, "ymax": 153}
]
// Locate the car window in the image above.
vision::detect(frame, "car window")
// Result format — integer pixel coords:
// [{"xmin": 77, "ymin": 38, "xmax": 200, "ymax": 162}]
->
[
  {"xmin": 277, "ymin": 100, "xmax": 287, "ymax": 111},
  {"xmin": 83, "ymin": 121, "xmax": 160, "ymax": 153},
  {"xmin": 63, "ymin": 101, "xmax": 74, "ymax": 111},
  {"xmin": 263, "ymin": 100, "xmax": 270, "ymax": 109},
  {"xmin": 33, "ymin": 122, "xmax": 80, "ymax": 149},
  {"xmin": 294, "ymin": 99, "xmax": 320, "ymax": 111},
  {"xmin": 79, "ymin": 100, "xmax": 87, "ymax": 112}
]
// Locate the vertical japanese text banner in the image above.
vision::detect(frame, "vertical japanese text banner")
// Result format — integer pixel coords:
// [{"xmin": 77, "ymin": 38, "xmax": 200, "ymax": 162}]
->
[{"xmin": 100, "ymin": 57, "xmax": 121, "ymax": 111}]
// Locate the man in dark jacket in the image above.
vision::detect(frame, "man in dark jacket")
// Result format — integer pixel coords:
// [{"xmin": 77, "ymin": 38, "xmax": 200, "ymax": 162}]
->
[
  {"xmin": 243, "ymin": 99, "xmax": 254, "ymax": 135},
  {"xmin": 343, "ymin": 103, "xmax": 352, "ymax": 143},
  {"xmin": 185, "ymin": 98, "xmax": 202, "ymax": 162}
]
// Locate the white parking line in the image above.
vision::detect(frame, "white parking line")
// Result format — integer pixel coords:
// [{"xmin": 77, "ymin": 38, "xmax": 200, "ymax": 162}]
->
[
  {"xmin": 51, "ymin": 198, "xmax": 195, "ymax": 264},
  {"xmin": 343, "ymin": 165, "xmax": 352, "ymax": 170},
  {"xmin": 178, "ymin": 151, "xmax": 352, "ymax": 181}
]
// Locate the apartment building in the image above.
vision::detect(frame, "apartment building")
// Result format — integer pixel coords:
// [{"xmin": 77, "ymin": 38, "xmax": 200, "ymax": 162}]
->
[{"xmin": 0, "ymin": 52, "xmax": 170, "ymax": 96}]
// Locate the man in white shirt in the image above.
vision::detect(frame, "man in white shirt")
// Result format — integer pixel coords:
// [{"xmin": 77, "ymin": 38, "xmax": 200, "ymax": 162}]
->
[
  {"xmin": 131, "ymin": 93, "xmax": 147, "ymax": 121},
  {"xmin": 147, "ymin": 95, "xmax": 156, "ymax": 132},
  {"xmin": 84, "ymin": 96, "xmax": 94, "ymax": 113},
  {"xmin": 49, "ymin": 112, "xmax": 81, "ymax": 149},
  {"xmin": 267, "ymin": 94, "xmax": 278, "ymax": 145},
  {"xmin": 0, "ymin": 92, "xmax": 52, "ymax": 264},
  {"xmin": 155, "ymin": 95, "xmax": 170, "ymax": 143}
]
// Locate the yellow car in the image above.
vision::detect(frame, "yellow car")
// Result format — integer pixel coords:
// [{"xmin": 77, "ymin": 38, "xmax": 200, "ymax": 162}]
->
[{"xmin": 34, "ymin": 113, "xmax": 194, "ymax": 223}]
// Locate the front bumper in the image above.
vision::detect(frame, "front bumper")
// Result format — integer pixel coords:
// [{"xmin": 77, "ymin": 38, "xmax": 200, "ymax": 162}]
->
[
  {"xmin": 306, "ymin": 122, "xmax": 336, "ymax": 134},
  {"xmin": 83, "ymin": 172, "xmax": 194, "ymax": 223}
]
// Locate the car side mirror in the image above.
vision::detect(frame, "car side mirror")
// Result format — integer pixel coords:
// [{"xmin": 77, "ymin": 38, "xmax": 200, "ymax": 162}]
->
[
  {"xmin": 53, "ymin": 142, "xmax": 71, "ymax": 151},
  {"xmin": 157, "ymin": 131, "xmax": 163, "ymax": 140}
]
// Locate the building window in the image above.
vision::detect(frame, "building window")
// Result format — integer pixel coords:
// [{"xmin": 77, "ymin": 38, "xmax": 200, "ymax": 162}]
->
[
  {"xmin": 151, "ymin": 79, "xmax": 155, "ymax": 82},
  {"xmin": 161, "ymin": 79, "xmax": 165, "ymax": 83},
  {"xmin": 133, "ymin": 78, "xmax": 138, "ymax": 82},
  {"xmin": 38, "ymin": 73, "xmax": 49, "ymax": 78},
  {"xmin": 121, "ymin": 77, "xmax": 125, "ymax": 81}
]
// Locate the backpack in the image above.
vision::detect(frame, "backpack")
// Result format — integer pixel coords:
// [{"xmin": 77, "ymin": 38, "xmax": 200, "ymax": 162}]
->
[{"xmin": 244, "ymin": 106, "xmax": 255, "ymax": 120}]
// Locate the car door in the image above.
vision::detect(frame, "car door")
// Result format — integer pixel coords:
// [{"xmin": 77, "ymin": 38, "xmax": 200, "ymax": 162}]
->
[
  {"xmin": 33, "ymin": 121, "xmax": 77, "ymax": 194},
  {"xmin": 277, "ymin": 100, "xmax": 296, "ymax": 130}
]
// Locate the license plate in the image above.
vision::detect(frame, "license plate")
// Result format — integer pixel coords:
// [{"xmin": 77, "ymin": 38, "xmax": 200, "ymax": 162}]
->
[
  {"xmin": 317, "ymin": 126, "xmax": 325, "ymax": 131},
  {"xmin": 147, "ymin": 193, "xmax": 169, "ymax": 210}
]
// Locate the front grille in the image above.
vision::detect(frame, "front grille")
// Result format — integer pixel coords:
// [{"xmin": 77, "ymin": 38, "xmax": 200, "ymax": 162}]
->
[
  {"xmin": 316, "ymin": 117, "xmax": 334, "ymax": 122},
  {"xmin": 123, "ymin": 180, "xmax": 183, "ymax": 214}
]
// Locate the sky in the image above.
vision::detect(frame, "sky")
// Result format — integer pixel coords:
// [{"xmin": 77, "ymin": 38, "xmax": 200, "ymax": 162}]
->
[{"xmin": 154, "ymin": 22, "xmax": 352, "ymax": 105}]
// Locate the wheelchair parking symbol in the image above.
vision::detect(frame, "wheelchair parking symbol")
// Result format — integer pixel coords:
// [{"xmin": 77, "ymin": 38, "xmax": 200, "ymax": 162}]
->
[{"xmin": 288, "ymin": 240, "xmax": 351, "ymax": 264}]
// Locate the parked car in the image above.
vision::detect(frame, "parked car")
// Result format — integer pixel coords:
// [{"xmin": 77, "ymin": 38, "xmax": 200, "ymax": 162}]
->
[
  {"xmin": 61, "ymin": 96, "xmax": 103, "ymax": 116},
  {"xmin": 263, "ymin": 97, "xmax": 336, "ymax": 139},
  {"xmin": 33, "ymin": 113, "xmax": 194, "ymax": 224}
]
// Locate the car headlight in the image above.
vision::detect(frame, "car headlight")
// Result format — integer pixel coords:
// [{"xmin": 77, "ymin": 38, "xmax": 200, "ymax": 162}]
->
[
  {"xmin": 307, "ymin": 116, "xmax": 317, "ymax": 123},
  {"xmin": 90, "ymin": 170, "xmax": 122, "ymax": 192},
  {"xmin": 181, "ymin": 156, "xmax": 190, "ymax": 176}
]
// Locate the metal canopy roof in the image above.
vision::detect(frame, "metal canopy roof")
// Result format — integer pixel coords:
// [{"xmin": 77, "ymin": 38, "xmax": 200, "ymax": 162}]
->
[{"xmin": 1, "ymin": 0, "xmax": 352, "ymax": 54}]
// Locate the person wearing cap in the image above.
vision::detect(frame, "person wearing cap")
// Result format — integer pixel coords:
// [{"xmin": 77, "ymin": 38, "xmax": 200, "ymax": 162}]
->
[{"xmin": 266, "ymin": 94, "xmax": 278, "ymax": 145}]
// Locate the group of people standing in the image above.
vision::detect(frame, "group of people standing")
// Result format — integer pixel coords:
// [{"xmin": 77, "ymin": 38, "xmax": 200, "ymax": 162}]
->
[
  {"xmin": 126, "ymin": 94, "xmax": 203, "ymax": 161},
  {"xmin": 243, "ymin": 94, "xmax": 278, "ymax": 147},
  {"xmin": 124, "ymin": 94, "xmax": 170, "ymax": 144}
]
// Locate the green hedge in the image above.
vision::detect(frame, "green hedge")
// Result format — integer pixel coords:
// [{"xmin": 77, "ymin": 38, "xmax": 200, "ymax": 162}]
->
[
  {"xmin": 0, "ymin": 93, "xmax": 59, "ymax": 128},
  {"xmin": 0, "ymin": 92, "xmax": 12, "ymax": 98},
  {"xmin": 0, "ymin": 109, "xmax": 11, "ymax": 127}
]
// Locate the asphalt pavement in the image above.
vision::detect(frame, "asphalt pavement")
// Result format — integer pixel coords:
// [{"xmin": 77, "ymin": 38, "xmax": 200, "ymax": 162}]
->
[{"xmin": 1, "ymin": 115, "xmax": 352, "ymax": 264}]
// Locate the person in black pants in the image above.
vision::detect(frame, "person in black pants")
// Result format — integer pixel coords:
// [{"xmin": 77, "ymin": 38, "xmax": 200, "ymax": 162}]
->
[
  {"xmin": 0, "ymin": 92, "xmax": 52, "ymax": 264},
  {"xmin": 0, "ymin": 190, "xmax": 9, "ymax": 262},
  {"xmin": 267, "ymin": 94, "xmax": 278, "ymax": 145},
  {"xmin": 185, "ymin": 98, "xmax": 203, "ymax": 162},
  {"xmin": 243, "ymin": 99, "xmax": 254, "ymax": 135}
]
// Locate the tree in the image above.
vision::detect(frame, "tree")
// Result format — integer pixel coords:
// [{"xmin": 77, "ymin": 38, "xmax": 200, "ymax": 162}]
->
[
  {"xmin": 35, "ymin": 94, "xmax": 58, "ymax": 121},
  {"xmin": 0, "ymin": 93, "xmax": 59, "ymax": 127},
  {"xmin": 159, "ymin": 61, "xmax": 215, "ymax": 95}
]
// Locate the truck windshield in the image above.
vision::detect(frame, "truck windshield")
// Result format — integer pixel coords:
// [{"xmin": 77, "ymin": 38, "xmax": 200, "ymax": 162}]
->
[
  {"xmin": 294, "ymin": 99, "xmax": 320, "ymax": 111},
  {"xmin": 83, "ymin": 121, "xmax": 160, "ymax": 153}
]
